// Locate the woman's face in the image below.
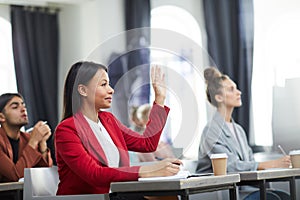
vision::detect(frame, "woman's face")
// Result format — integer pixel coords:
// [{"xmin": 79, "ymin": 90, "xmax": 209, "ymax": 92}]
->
[
  {"xmin": 84, "ymin": 68, "xmax": 114, "ymax": 110},
  {"xmin": 219, "ymin": 78, "xmax": 242, "ymax": 108}
]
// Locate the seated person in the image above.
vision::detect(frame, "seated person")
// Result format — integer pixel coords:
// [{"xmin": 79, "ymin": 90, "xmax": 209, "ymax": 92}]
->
[
  {"xmin": 129, "ymin": 104, "xmax": 176, "ymax": 162},
  {"xmin": 55, "ymin": 61, "xmax": 180, "ymax": 200},
  {"xmin": 0, "ymin": 93, "xmax": 53, "ymax": 183},
  {"xmin": 129, "ymin": 104, "xmax": 151, "ymax": 133},
  {"xmin": 196, "ymin": 67, "xmax": 291, "ymax": 200}
]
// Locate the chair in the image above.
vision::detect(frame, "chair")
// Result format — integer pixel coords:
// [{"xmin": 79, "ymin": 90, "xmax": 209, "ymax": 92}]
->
[{"xmin": 23, "ymin": 166, "xmax": 109, "ymax": 200}]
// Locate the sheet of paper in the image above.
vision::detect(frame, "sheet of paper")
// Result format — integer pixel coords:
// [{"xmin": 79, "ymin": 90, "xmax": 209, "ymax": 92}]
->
[{"xmin": 138, "ymin": 170, "xmax": 191, "ymax": 181}]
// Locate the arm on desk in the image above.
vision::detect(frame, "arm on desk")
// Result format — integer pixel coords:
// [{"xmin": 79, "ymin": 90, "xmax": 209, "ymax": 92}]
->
[
  {"xmin": 257, "ymin": 155, "xmax": 291, "ymax": 170},
  {"xmin": 139, "ymin": 158, "xmax": 182, "ymax": 178}
]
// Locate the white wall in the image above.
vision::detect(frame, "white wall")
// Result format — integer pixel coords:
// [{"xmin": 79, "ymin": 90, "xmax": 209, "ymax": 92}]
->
[
  {"xmin": 58, "ymin": 0, "xmax": 126, "ymax": 118},
  {"xmin": 0, "ymin": 5, "xmax": 10, "ymax": 20}
]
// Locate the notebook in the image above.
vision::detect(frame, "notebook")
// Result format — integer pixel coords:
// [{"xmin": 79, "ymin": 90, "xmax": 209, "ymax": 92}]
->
[{"xmin": 138, "ymin": 171, "xmax": 213, "ymax": 181}]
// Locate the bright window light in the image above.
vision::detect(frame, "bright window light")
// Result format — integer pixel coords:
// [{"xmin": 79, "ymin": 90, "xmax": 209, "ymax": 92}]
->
[
  {"xmin": 151, "ymin": 5, "xmax": 206, "ymax": 159},
  {"xmin": 0, "ymin": 17, "xmax": 17, "ymax": 95},
  {"xmin": 252, "ymin": 0, "xmax": 300, "ymax": 146}
]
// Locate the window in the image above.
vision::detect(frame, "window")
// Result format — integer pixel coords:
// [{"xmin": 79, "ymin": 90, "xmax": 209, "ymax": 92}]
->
[
  {"xmin": 0, "ymin": 17, "xmax": 17, "ymax": 94},
  {"xmin": 252, "ymin": 1, "xmax": 300, "ymax": 147},
  {"xmin": 151, "ymin": 5, "xmax": 206, "ymax": 159}
]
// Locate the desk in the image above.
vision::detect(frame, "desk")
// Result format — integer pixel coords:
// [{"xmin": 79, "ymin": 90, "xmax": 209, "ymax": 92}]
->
[
  {"xmin": 0, "ymin": 182, "xmax": 23, "ymax": 192},
  {"xmin": 237, "ymin": 168, "xmax": 300, "ymax": 200},
  {"xmin": 111, "ymin": 174, "xmax": 240, "ymax": 200},
  {"xmin": 0, "ymin": 181, "xmax": 23, "ymax": 200}
]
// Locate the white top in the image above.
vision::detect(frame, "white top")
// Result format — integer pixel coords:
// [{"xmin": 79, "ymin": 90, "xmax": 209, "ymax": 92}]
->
[
  {"xmin": 84, "ymin": 116, "xmax": 120, "ymax": 167},
  {"xmin": 226, "ymin": 122, "xmax": 238, "ymax": 141}
]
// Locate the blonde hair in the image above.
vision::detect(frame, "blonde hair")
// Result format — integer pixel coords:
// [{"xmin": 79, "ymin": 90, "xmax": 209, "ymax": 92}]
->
[
  {"xmin": 136, "ymin": 104, "xmax": 151, "ymax": 123},
  {"xmin": 204, "ymin": 67, "xmax": 228, "ymax": 107}
]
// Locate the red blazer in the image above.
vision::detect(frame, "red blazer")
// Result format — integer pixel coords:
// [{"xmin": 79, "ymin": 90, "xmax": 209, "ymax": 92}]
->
[
  {"xmin": 55, "ymin": 104, "xmax": 169, "ymax": 195},
  {"xmin": 0, "ymin": 128, "xmax": 53, "ymax": 182}
]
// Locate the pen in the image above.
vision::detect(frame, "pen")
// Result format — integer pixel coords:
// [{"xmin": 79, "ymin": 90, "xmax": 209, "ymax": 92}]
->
[
  {"xmin": 187, "ymin": 173, "xmax": 213, "ymax": 178},
  {"xmin": 155, "ymin": 157, "xmax": 182, "ymax": 166},
  {"xmin": 278, "ymin": 145, "xmax": 287, "ymax": 156},
  {"xmin": 155, "ymin": 156, "xmax": 163, "ymax": 161},
  {"xmin": 26, "ymin": 121, "xmax": 47, "ymax": 133}
]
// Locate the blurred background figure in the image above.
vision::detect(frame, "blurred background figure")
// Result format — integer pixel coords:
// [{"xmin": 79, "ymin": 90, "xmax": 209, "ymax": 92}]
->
[{"xmin": 129, "ymin": 103, "xmax": 176, "ymax": 163}]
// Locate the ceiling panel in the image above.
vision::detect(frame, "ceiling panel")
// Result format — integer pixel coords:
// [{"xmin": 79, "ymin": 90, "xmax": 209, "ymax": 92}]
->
[{"xmin": 0, "ymin": 0, "xmax": 92, "ymax": 6}]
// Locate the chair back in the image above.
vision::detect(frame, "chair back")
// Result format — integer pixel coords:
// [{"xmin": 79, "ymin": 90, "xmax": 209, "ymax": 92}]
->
[{"xmin": 23, "ymin": 166, "xmax": 108, "ymax": 200}]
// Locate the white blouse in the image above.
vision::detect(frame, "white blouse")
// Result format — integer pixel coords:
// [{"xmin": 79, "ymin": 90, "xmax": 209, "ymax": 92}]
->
[
  {"xmin": 84, "ymin": 116, "xmax": 120, "ymax": 167},
  {"xmin": 226, "ymin": 121, "xmax": 238, "ymax": 142}
]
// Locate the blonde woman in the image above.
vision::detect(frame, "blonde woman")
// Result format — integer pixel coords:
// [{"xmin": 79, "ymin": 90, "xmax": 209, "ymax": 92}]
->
[{"xmin": 196, "ymin": 67, "xmax": 291, "ymax": 200}]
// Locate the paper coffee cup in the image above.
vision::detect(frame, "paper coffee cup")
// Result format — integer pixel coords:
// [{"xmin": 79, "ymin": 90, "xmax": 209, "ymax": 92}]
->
[
  {"xmin": 210, "ymin": 153, "xmax": 228, "ymax": 176},
  {"xmin": 289, "ymin": 150, "xmax": 300, "ymax": 168}
]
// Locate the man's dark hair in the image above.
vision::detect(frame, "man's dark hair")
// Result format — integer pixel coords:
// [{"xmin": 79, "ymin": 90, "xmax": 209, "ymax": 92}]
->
[{"xmin": 0, "ymin": 93, "xmax": 23, "ymax": 112}]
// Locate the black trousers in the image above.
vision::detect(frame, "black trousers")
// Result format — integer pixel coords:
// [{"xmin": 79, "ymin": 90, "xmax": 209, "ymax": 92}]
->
[
  {"xmin": 0, "ymin": 191, "xmax": 22, "ymax": 200},
  {"xmin": 109, "ymin": 193, "xmax": 147, "ymax": 200}
]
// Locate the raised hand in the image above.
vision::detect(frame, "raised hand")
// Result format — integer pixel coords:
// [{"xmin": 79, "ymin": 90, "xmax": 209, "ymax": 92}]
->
[{"xmin": 151, "ymin": 65, "xmax": 166, "ymax": 107}]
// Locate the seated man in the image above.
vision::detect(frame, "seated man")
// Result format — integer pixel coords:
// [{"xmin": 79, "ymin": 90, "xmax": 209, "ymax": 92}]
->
[{"xmin": 0, "ymin": 93, "xmax": 53, "ymax": 183}]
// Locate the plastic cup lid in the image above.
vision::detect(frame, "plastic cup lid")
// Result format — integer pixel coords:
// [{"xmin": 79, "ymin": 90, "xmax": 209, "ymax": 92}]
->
[
  {"xmin": 289, "ymin": 150, "xmax": 300, "ymax": 155},
  {"xmin": 210, "ymin": 153, "xmax": 228, "ymax": 159}
]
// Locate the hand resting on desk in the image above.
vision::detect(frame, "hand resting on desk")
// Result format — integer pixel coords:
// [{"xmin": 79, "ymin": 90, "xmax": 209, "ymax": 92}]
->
[
  {"xmin": 138, "ymin": 158, "xmax": 182, "ymax": 178},
  {"xmin": 257, "ymin": 155, "xmax": 291, "ymax": 170}
]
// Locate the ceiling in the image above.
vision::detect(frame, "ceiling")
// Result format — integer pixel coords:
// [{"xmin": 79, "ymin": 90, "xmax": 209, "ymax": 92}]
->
[{"xmin": 0, "ymin": 0, "xmax": 93, "ymax": 6}]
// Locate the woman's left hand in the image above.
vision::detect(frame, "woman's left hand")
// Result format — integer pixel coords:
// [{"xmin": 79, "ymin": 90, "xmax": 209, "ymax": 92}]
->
[{"xmin": 151, "ymin": 65, "xmax": 166, "ymax": 107}]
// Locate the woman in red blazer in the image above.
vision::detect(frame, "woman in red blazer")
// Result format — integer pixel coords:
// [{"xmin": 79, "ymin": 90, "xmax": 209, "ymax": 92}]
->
[{"xmin": 55, "ymin": 61, "xmax": 181, "ymax": 199}]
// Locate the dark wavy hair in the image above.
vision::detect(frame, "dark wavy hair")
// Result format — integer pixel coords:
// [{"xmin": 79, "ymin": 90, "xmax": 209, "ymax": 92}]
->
[
  {"xmin": 0, "ymin": 93, "xmax": 23, "ymax": 113},
  {"xmin": 62, "ymin": 61, "xmax": 107, "ymax": 120}
]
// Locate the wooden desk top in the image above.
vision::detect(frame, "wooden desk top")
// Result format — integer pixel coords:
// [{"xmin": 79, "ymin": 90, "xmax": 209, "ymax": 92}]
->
[
  {"xmin": 0, "ymin": 182, "xmax": 23, "ymax": 192},
  {"xmin": 238, "ymin": 168, "xmax": 300, "ymax": 181},
  {"xmin": 111, "ymin": 174, "xmax": 240, "ymax": 192}
]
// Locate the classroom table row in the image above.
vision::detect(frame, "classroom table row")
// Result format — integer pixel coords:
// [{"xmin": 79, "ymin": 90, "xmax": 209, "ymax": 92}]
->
[
  {"xmin": 1, "ymin": 168, "xmax": 300, "ymax": 200},
  {"xmin": 110, "ymin": 168, "xmax": 300, "ymax": 200},
  {"xmin": 0, "ymin": 181, "xmax": 23, "ymax": 200}
]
